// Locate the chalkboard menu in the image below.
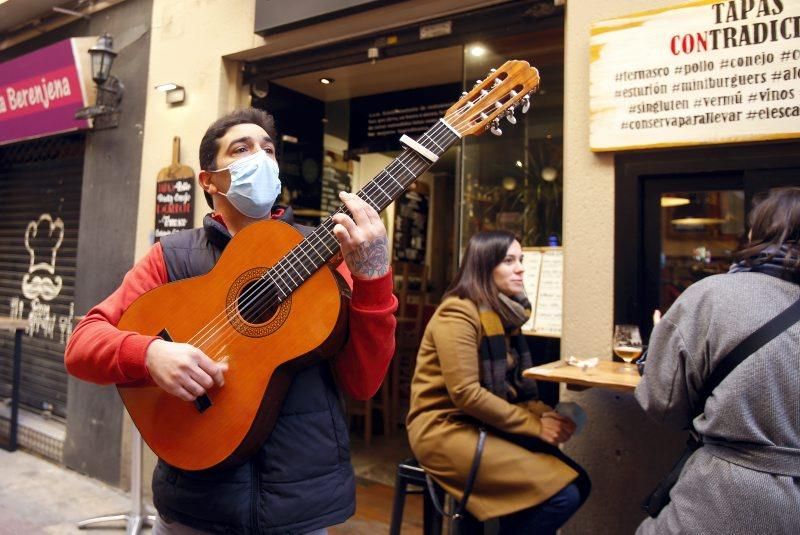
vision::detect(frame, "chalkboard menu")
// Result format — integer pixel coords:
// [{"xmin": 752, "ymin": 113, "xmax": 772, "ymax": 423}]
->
[
  {"xmin": 521, "ymin": 247, "xmax": 563, "ymax": 337},
  {"xmin": 155, "ymin": 178, "xmax": 194, "ymax": 239},
  {"xmin": 393, "ymin": 188, "xmax": 429, "ymax": 264},
  {"xmin": 321, "ymin": 151, "xmax": 352, "ymax": 216}
]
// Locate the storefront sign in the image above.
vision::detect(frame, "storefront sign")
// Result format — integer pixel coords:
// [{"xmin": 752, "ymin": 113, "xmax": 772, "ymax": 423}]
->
[
  {"xmin": 0, "ymin": 38, "xmax": 95, "ymax": 146},
  {"xmin": 348, "ymin": 83, "xmax": 459, "ymax": 154},
  {"xmin": 590, "ymin": 0, "xmax": 800, "ymax": 151}
]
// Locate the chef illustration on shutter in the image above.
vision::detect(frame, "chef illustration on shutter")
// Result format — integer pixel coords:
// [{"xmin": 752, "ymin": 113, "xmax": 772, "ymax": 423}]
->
[{"xmin": 10, "ymin": 213, "xmax": 74, "ymax": 344}]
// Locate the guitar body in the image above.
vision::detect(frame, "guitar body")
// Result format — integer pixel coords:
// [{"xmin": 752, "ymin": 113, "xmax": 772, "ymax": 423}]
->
[{"xmin": 117, "ymin": 219, "xmax": 348, "ymax": 471}]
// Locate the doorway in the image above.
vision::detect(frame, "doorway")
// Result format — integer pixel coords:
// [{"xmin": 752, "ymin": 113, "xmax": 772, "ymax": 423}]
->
[{"xmin": 616, "ymin": 142, "xmax": 800, "ymax": 339}]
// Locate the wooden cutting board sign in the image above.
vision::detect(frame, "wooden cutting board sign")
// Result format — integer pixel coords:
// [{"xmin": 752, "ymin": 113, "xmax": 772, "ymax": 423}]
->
[{"xmin": 155, "ymin": 136, "xmax": 195, "ymax": 240}]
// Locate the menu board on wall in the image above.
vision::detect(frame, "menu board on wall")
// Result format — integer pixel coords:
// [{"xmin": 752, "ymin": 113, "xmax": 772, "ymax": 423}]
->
[
  {"xmin": 590, "ymin": 0, "xmax": 800, "ymax": 151},
  {"xmin": 393, "ymin": 188, "xmax": 429, "ymax": 264},
  {"xmin": 321, "ymin": 151, "xmax": 352, "ymax": 216},
  {"xmin": 521, "ymin": 247, "xmax": 563, "ymax": 337},
  {"xmin": 155, "ymin": 178, "xmax": 194, "ymax": 240}
]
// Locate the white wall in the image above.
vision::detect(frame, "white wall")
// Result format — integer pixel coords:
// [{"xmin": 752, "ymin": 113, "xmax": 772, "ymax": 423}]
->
[
  {"xmin": 134, "ymin": 0, "xmax": 263, "ymax": 259},
  {"xmin": 560, "ymin": 1, "xmax": 688, "ymax": 532}
]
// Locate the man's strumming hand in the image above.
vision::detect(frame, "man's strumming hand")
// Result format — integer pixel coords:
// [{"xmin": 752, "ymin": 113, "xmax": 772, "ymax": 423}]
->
[{"xmin": 145, "ymin": 339, "xmax": 228, "ymax": 401}]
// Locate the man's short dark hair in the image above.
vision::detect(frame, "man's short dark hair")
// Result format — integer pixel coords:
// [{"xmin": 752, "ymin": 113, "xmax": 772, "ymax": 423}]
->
[{"xmin": 199, "ymin": 107, "xmax": 277, "ymax": 209}]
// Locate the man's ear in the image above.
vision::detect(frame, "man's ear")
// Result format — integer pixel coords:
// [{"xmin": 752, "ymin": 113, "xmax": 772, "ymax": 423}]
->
[{"xmin": 198, "ymin": 170, "xmax": 218, "ymax": 195}]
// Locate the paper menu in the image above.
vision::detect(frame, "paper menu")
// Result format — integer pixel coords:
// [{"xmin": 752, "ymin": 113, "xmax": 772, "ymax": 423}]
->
[
  {"xmin": 520, "ymin": 250, "xmax": 543, "ymax": 333},
  {"xmin": 520, "ymin": 247, "xmax": 563, "ymax": 337}
]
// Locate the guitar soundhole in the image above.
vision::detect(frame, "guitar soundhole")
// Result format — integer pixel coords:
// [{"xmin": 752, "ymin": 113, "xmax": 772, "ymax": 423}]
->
[
  {"xmin": 238, "ymin": 280, "xmax": 279, "ymax": 324},
  {"xmin": 226, "ymin": 268, "xmax": 291, "ymax": 338}
]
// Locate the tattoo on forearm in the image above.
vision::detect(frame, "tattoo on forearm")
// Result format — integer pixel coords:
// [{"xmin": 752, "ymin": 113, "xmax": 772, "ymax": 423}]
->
[{"xmin": 346, "ymin": 236, "xmax": 389, "ymax": 278}]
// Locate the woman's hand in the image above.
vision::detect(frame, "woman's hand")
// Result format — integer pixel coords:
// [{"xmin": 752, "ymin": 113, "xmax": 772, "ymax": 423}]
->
[{"xmin": 538, "ymin": 411, "xmax": 577, "ymax": 445}]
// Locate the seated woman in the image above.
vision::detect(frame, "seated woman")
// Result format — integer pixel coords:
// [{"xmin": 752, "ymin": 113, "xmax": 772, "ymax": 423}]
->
[{"xmin": 406, "ymin": 231, "xmax": 590, "ymax": 535}]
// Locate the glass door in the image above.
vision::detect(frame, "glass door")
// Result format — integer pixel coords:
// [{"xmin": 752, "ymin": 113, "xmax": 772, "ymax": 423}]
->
[
  {"xmin": 641, "ymin": 168, "xmax": 800, "ymax": 336},
  {"xmin": 459, "ymin": 28, "xmax": 564, "ymax": 253}
]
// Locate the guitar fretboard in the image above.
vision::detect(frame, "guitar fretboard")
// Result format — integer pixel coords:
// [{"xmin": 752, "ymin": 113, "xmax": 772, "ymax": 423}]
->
[{"xmin": 266, "ymin": 119, "xmax": 461, "ymax": 299}]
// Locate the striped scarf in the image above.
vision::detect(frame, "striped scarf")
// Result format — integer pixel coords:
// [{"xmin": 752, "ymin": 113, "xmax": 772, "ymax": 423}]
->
[{"xmin": 478, "ymin": 293, "xmax": 540, "ymax": 402}]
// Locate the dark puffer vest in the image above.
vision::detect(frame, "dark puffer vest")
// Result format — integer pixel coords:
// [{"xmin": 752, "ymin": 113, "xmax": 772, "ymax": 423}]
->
[{"xmin": 152, "ymin": 210, "xmax": 355, "ymax": 534}]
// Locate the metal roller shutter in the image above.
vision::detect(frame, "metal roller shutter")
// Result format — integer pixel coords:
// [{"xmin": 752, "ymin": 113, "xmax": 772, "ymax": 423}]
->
[{"xmin": 0, "ymin": 133, "xmax": 84, "ymax": 419}]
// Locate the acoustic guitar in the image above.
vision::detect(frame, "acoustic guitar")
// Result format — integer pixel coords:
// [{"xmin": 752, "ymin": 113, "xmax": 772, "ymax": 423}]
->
[{"xmin": 118, "ymin": 60, "xmax": 541, "ymax": 471}]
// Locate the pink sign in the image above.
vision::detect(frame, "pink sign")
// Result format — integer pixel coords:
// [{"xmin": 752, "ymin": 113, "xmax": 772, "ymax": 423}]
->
[{"xmin": 0, "ymin": 39, "xmax": 92, "ymax": 146}]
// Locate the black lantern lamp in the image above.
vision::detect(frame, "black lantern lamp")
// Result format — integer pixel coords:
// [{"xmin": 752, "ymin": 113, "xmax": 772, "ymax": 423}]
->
[
  {"xmin": 88, "ymin": 33, "xmax": 117, "ymax": 85},
  {"xmin": 75, "ymin": 33, "xmax": 124, "ymax": 129}
]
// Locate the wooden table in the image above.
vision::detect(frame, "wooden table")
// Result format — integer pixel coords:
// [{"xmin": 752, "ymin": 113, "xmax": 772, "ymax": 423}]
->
[
  {"xmin": 1, "ymin": 317, "xmax": 29, "ymax": 452},
  {"xmin": 523, "ymin": 360, "xmax": 640, "ymax": 392}
]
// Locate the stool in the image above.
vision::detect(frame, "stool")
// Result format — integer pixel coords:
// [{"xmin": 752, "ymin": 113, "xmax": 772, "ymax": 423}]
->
[{"xmin": 389, "ymin": 458, "xmax": 444, "ymax": 535}]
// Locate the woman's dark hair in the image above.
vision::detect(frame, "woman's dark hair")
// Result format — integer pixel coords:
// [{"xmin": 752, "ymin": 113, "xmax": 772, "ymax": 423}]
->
[
  {"xmin": 198, "ymin": 107, "xmax": 277, "ymax": 209},
  {"xmin": 735, "ymin": 187, "xmax": 800, "ymax": 273},
  {"xmin": 444, "ymin": 230, "xmax": 518, "ymax": 319}
]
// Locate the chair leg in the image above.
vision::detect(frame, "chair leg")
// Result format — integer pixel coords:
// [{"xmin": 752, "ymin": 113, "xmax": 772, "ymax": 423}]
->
[
  {"xmin": 381, "ymin": 379, "xmax": 392, "ymax": 437},
  {"xmin": 424, "ymin": 483, "xmax": 445, "ymax": 535},
  {"xmin": 391, "ymin": 351, "xmax": 400, "ymax": 433},
  {"xmin": 364, "ymin": 399, "xmax": 372, "ymax": 448},
  {"xmin": 389, "ymin": 475, "xmax": 407, "ymax": 535}
]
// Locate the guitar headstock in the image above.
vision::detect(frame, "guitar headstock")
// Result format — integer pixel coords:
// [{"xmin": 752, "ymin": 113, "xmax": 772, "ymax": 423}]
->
[{"xmin": 445, "ymin": 60, "xmax": 540, "ymax": 138}]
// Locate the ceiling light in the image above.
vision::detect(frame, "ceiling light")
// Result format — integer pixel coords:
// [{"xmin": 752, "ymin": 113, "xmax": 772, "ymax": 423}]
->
[
  {"xmin": 671, "ymin": 217, "xmax": 727, "ymax": 226},
  {"xmin": 541, "ymin": 167, "xmax": 558, "ymax": 182},
  {"xmin": 661, "ymin": 196, "xmax": 691, "ymax": 208},
  {"xmin": 319, "ymin": 77, "xmax": 334, "ymax": 85},
  {"xmin": 470, "ymin": 45, "xmax": 486, "ymax": 57},
  {"xmin": 515, "ymin": 160, "xmax": 523, "ymax": 168}
]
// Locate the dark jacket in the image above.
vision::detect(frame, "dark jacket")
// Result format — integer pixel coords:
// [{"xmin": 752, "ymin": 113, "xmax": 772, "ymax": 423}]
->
[{"xmin": 152, "ymin": 209, "xmax": 355, "ymax": 534}]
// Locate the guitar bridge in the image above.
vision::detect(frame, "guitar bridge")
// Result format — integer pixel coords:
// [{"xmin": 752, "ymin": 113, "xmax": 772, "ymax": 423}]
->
[{"xmin": 158, "ymin": 328, "xmax": 212, "ymax": 413}]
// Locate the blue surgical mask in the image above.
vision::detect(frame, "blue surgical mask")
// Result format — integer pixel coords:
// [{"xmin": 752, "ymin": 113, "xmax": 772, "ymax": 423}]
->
[{"xmin": 215, "ymin": 150, "xmax": 281, "ymax": 218}]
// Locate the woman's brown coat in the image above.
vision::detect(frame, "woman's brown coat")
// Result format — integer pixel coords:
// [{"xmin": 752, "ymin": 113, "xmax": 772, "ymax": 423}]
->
[{"xmin": 406, "ymin": 297, "xmax": 577, "ymax": 521}]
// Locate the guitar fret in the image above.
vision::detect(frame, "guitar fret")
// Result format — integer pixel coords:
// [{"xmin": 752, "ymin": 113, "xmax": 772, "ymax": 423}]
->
[
  {"xmin": 291, "ymin": 250, "xmax": 313, "ymax": 276},
  {"xmin": 421, "ymin": 132, "xmax": 443, "ymax": 150},
  {"xmin": 383, "ymin": 168, "xmax": 404, "ymax": 189},
  {"xmin": 265, "ymin": 271, "xmax": 287, "ymax": 298},
  {"xmin": 370, "ymin": 179, "xmax": 392, "ymax": 203}
]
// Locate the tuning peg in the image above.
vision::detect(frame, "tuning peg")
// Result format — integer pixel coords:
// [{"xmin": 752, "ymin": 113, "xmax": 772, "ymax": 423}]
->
[
  {"xmin": 490, "ymin": 118, "xmax": 502, "ymax": 136},
  {"xmin": 489, "ymin": 68, "xmax": 497, "ymax": 73},
  {"xmin": 492, "ymin": 78, "xmax": 502, "ymax": 88},
  {"xmin": 461, "ymin": 91, "xmax": 468, "ymax": 97},
  {"xmin": 521, "ymin": 95, "xmax": 531, "ymax": 114},
  {"xmin": 475, "ymin": 79, "xmax": 483, "ymax": 85},
  {"xmin": 506, "ymin": 108, "xmax": 517, "ymax": 125}
]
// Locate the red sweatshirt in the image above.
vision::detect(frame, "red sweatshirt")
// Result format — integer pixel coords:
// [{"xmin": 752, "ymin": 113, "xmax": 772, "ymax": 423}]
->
[{"xmin": 65, "ymin": 241, "xmax": 397, "ymax": 401}]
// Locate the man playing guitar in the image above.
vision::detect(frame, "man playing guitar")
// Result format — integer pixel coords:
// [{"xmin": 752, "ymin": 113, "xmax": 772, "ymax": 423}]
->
[{"xmin": 65, "ymin": 107, "xmax": 397, "ymax": 534}]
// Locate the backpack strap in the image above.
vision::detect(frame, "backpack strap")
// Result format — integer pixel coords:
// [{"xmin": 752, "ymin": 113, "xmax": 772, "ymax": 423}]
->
[{"xmin": 695, "ymin": 297, "xmax": 800, "ymax": 417}]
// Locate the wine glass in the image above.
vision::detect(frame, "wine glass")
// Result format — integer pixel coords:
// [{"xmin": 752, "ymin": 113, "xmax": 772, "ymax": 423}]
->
[{"xmin": 613, "ymin": 324, "xmax": 643, "ymax": 372}]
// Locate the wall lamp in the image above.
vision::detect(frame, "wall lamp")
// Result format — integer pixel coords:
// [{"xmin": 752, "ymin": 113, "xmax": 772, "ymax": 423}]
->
[
  {"xmin": 74, "ymin": 33, "xmax": 124, "ymax": 129},
  {"xmin": 155, "ymin": 83, "xmax": 186, "ymax": 105}
]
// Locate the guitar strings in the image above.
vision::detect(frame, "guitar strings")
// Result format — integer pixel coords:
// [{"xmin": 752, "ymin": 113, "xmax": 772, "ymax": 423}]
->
[
  {"xmin": 185, "ymin": 86, "xmax": 511, "ymax": 359},
  {"xmin": 196, "ymin": 129, "xmax": 442, "ymax": 358},
  {"xmin": 189, "ymin": 120, "xmax": 452, "ymax": 359},
  {"xmin": 185, "ymin": 87, "xmax": 512, "ymax": 360},
  {"xmin": 185, "ymin": 84, "xmax": 520, "ymax": 361}
]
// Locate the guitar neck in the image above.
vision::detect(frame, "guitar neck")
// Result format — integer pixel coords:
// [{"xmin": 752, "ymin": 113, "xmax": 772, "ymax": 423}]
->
[{"xmin": 268, "ymin": 119, "xmax": 461, "ymax": 296}]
